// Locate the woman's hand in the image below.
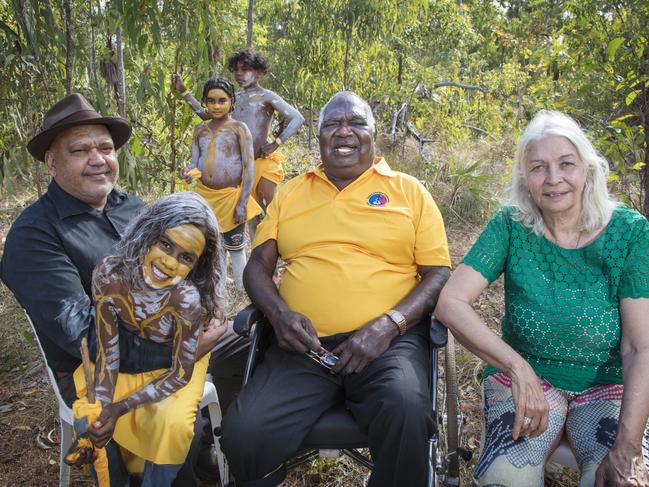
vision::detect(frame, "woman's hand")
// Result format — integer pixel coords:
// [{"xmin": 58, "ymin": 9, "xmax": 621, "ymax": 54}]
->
[
  {"xmin": 87, "ymin": 402, "xmax": 126, "ymax": 448},
  {"xmin": 509, "ymin": 361, "xmax": 549, "ymax": 440},
  {"xmin": 596, "ymin": 445, "xmax": 649, "ymax": 487}
]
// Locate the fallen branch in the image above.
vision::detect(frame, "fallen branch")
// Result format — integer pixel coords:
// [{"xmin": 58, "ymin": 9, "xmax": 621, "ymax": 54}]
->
[
  {"xmin": 389, "ymin": 103, "xmax": 408, "ymax": 142},
  {"xmin": 459, "ymin": 124, "xmax": 493, "ymax": 138},
  {"xmin": 433, "ymin": 81, "xmax": 487, "ymax": 94},
  {"xmin": 405, "ymin": 122, "xmax": 435, "ymax": 158}
]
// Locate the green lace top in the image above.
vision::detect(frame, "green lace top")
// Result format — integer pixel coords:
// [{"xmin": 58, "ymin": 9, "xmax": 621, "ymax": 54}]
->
[{"xmin": 463, "ymin": 204, "xmax": 649, "ymax": 392}]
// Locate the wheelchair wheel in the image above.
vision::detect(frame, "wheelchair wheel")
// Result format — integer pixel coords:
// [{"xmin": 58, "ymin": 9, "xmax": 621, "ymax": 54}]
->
[
  {"xmin": 444, "ymin": 332, "xmax": 461, "ymax": 481},
  {"xmin": 434, "ymin": 332, "xmax": 462, "ymax": 486}
]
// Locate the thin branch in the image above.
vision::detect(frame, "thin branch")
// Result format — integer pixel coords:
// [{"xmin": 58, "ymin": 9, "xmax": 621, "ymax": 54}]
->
[
  {"xmin": 247, "ymin": 0, "xmax": 254, "ymax": 48},
  {"xmin": 433, "ymin": 81, "xmax": 487, "ymax": 94}
]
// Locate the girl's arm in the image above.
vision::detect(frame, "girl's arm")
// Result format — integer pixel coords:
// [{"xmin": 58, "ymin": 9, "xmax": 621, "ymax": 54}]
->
[
  {"xmin": 181, "ymin": 127, "xmax": 202, "ymax": 182},
  {"xmin": 114, "ymin": 284, "xmax": 202, "ymax": 411},
  {"xmin": 171, "ymin": 73, "xmax": 211, "ymax": 121},
  {"xmin": 92, "ymin": 273, "xmax": 125, "ymax": 406},
  {"xmin": 85, "ymin": 274, "xmax": 128, "ymax": 448},
  {"xmin": 189, "ymin": 126, "xmax": 201, "ymax": 169},
  {"xmin": 88, "ymin": 284, "xmax": 203, "ymax": 447},
  {"xmin": 234, "ymin": 123, "xmax": 256, "ymax": 224},
  {"xmin": 184, "ymin": 92, "xmax": 211, "ymax": 121}
]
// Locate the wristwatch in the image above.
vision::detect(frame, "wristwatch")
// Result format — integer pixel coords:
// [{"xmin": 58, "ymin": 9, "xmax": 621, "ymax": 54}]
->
[{"xmin": 386, "ymin": 309, "xmax": 407, "ymax": 336}]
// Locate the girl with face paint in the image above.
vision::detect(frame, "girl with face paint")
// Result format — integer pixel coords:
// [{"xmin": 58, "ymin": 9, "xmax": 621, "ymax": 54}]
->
[
  {"xmin": 66, "ymin": 192, "xmax": 226, "ymax": 485},
  {"xmin": 181, "ymin": 77, "xmax": 261, "ymax": 290}
]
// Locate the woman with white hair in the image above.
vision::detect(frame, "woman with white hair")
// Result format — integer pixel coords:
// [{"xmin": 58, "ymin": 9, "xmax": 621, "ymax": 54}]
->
[{"xmin": 436, "ymin": 110, "xmax": 649, "ymax": 486}]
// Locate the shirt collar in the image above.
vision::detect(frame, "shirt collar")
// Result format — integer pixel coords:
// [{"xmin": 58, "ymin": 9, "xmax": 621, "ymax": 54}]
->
[
  {"xmin": 47, "ymin": 180, "xmax": 127, "ymax": 219},
  {"xmin": 309, "ymin": 156, "xmax": 393, "ymax": 181}
]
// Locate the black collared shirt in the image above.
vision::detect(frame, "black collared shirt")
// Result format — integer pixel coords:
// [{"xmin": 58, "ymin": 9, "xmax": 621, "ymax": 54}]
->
[{"xmin": 1, "ymin": 181, "xmax": 144, "ymax": 372}]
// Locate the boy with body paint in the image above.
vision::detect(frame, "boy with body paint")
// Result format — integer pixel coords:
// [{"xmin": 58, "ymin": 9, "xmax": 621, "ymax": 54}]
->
[
  {"xmin": 172, "ymin": 48, "xmax": 304, "ymax": 236},
  {"xmin": 66, "ymin": 192, "xmax": 227, "ymax": 486},
  {"xmin": 181, "ymin": 77, "xmax": 261, "ymax": 290}
]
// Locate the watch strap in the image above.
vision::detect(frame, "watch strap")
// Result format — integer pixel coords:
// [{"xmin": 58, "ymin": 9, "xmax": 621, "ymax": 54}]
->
[{"xmin": 386, "ymin": 309, "xmax": 407, "ymax": 336}]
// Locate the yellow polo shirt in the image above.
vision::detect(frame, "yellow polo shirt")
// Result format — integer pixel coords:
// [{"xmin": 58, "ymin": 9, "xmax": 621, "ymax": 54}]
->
[{"xmin": 254, "ymin": 157, "xmax": 451, "ymax": 336}]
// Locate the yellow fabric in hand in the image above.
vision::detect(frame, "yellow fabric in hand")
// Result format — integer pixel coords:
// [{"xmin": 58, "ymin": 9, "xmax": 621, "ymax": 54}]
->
[
  {"xmin": 68, "ymin": 397, "xmax": 110, "ymax": 487},
  {"xmin": 182, "ymin": 168, "xmax": 203, "ymax": 189},
  {"xmin": 74, "ymin": 354, "xmax": 210, "ymax": 466},
  {"xmin": 186, "ymin": 168, "xmax": 202, "ymax": 179}
]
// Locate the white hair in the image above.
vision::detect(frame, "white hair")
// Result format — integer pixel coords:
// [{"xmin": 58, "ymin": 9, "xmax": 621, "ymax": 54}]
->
[
  {"xmin": 510, "ymin": 110, "xmax": 616, "ymax": 235},
  {"xmin": 317, "ymin": 91, "xmax": 376, "ymax": 136}
]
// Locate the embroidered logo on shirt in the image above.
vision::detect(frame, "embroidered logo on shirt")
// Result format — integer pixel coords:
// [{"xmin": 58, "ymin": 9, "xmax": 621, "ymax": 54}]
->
[{"xmin": 367, "ymin": 192, "xmax": 389, "ymax": 206}]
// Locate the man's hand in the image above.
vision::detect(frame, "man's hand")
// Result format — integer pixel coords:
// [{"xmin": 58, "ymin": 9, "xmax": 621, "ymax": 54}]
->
[
  {"xmin": 171, "ymin": 73, "xmax": 187, "ymax": 93},
  {"xmin": 331, "ymin": 314, "xmax": 397, "ymax": 375},
  {"xmin": 260, "ymin": 141, "xmax": 279, "ymax": 158},
  {"xmin": 87, "ymin": 402, "xmax": 126, "ymax": 448},
  {"xmin": 595, "ymin": 445, "xmax": 649, "ymax": 487},
  {"xmin": 234, "ymin": 202, "xmax": 247, "ymax": 224},
  {"xmin": 272, "ymin": 310, "xmax": 321, "ymax": 354}
]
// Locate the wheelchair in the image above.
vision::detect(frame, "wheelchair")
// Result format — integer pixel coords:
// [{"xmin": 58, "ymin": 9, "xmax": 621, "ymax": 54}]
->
[{"xmin": 232, "ymin": 305, "xmax": 471, "ymax": 486}]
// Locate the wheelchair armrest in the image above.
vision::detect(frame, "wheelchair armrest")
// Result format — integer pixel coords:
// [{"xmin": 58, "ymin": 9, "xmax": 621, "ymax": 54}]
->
[
  {"xmin": 430, "ymin": 315, "xmax": 448, "ymax": 348},
  {"xmin": 233, "ymin": 304, "xmax": 263, "ymax": 337}
]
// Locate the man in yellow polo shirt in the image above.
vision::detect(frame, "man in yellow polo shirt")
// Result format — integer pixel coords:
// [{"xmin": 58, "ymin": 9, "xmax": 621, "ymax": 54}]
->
[{"xmin": 221, "ymin": 91, "xmax": 451, "ymax": 487}]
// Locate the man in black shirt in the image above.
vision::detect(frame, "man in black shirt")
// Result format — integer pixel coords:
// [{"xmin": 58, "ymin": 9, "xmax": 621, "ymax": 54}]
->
[{"xmin": 1, "ymin": 93, "xmax": 243, "ymax": 484}]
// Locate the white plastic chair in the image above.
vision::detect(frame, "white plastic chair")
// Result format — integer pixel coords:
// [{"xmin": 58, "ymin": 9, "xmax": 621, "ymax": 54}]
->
[
  {"xmin": 24, "ymin": 310, "xmax": 229, "ymax": 485},
  {"xmin": 24, "ymin": 310, "xmax": 74, "ymax": 487},
  {"xmin": 200, "ymin": 376, "xmax": 229, "ymax": 483}
]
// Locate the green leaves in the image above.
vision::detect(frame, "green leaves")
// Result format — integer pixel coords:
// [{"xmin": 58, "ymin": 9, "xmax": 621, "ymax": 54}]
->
[{"xmin": 606, "ymin": 37, "xmax": 625, "ymax": 61}]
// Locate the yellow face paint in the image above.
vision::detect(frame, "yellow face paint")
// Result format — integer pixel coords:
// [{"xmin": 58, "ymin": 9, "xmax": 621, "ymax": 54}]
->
[
  {"xmin": 205, "ymin": 88, "xmax": 232, "ymax": 119},
  {"xmin": 142, "ymin": 224, "xmax": 206, "ymax": 290}
]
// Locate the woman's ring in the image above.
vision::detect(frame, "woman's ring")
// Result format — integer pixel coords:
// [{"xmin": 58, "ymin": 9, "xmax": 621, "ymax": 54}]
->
[{"xmin": 523, "ymin": 416, "xmax": 532, "ymax": 427}]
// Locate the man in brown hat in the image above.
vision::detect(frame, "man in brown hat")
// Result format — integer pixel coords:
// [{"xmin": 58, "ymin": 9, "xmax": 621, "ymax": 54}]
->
[{"xmin": 1, "ymin": 93, "xmax": 245, "ymax": 484}]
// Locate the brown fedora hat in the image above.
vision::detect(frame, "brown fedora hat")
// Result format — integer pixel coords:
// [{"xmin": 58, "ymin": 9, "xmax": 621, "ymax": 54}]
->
[{"xmin": 27, "ymin": 93, "xmax": 132, "ymax": 161}]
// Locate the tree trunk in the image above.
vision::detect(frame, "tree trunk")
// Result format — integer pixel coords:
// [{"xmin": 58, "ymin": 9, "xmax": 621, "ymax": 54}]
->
[
  {"xmin": 22, "ymin": 70, "xmax": 42, "ymax": 196},
  {"xmin": 343, "ymin": 28, "xmax": 352, "ymax": 89},
  {"xmin": 88, "ymin": 0, "xmax": 97, "ymax": 89},
  {"xmin": 643, "ymin": 117, "xmax": 649, "ymax": 217},
  {"xmin": 63, "ymin": 0, "xmax": 73, "ymax": 94},
  {"xmin": 170, "ymin": 49, "xmax": 180, "ymax": 193},
  {"xmin": 308, "ymin": 91, "xmax": 313, "ymax": 151},
  {"xmin": 247, "ymin": 0, "xmax": 254, "ymax": 48},
  {"xmin": 115, "ymin": 27, "xmax": 126, "ymax": 118},
  {"xmin": 397, "ymin": 52, "xmax": 403, "ymax": 86},
  {"xmin": 206, "ymin": 30, "xmax": 220, "ymax": 77}
]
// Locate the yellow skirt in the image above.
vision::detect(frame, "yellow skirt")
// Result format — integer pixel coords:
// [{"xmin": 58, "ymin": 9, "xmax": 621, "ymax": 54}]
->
[
  {"xmin": 73, "ymin": 354, "xmax": 210, "ymax": 466},
  {"xmin": 196, "ymin": 182, "xmax": 262, "ymax": 233},
  {"xmin": 253, "ymin": 152, "xmax": 285, "ymax": 197}
]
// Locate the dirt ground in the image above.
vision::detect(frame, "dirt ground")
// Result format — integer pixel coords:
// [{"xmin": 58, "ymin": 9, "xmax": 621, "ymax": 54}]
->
[{"xmin": 0, "ymin": 197, "xmax": 578, "ymax": 486}]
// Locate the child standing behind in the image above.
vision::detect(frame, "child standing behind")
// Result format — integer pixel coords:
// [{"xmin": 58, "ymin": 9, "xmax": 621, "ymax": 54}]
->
[{"xmin": 182, "ymin": 78, "xmax": 261, "ymax": 289}]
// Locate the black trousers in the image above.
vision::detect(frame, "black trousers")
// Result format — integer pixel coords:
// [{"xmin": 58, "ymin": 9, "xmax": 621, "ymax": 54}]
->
[{"xmin": 221, "ymin": 323, "xmax": 433, "ymax": 487}]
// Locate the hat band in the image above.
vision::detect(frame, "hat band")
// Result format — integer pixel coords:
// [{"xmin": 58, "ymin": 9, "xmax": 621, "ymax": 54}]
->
[{"xmin": 44, "ymin": 109, "xmax": 104, "ymax": 130}]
